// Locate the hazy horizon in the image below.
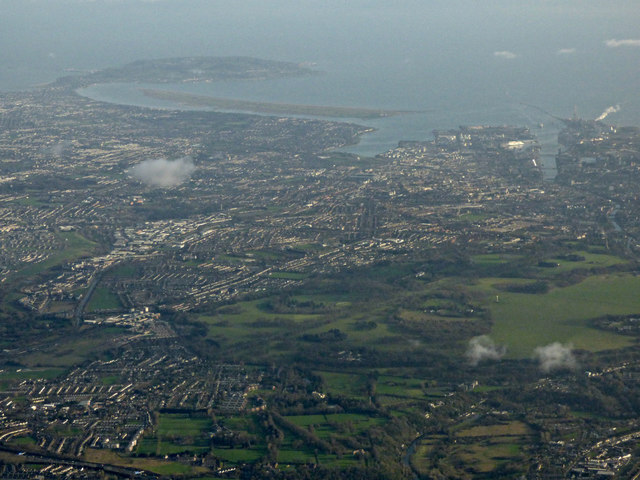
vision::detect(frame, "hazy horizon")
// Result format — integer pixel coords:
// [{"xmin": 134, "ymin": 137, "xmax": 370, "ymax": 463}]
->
[{"xmin": 2, "ymin": 0, "xmax": 639, "ymax": 143}]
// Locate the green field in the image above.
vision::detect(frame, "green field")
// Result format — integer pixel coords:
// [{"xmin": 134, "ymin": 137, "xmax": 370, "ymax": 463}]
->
[
  {"xmin": 213, "ymin": 447, "xmax": 265, "ymax": 464},
  {"xmin": 21, "ymin": 328, "xmax": 127, "ymax": 368},
  {"xmin": 194, "ymin": 248, "xmax": 640, "ymax": 363},
  {"xmin": 157, "ymin": 413, "xmax": 213, "ymax": 437},
  {"xmin": 479, "ymin": 273, "xmax": 640, "ymax": 356},
  {"xmin": 110, "ymin": 264, "xmax": 137, "ymax": 277},
  {"xmin": 87, "ymin": 286, "xmax": 122, "ymax": 312},
  {"xmin": 269, "ymin": 271, "xmax": 309, "ymax": 280},
  {"xmin": 101, "ymin": 375, "xmax": 120, "ymax": 385},
  {"xmin": 317, "ymin": 371, "xmax": 368, "ymax": 399},
  {"xmin": 0, "ymin": 368, "xmax": 64, "ymax": 382},
  {"xmin": 276, "ymin": 449, "xmax": 356, "ymax": 467},
  {"xmin": 137, "ymin": 413, "xmax": 213, "ymax": 456},
  {"xmin": 375, "ymin": 375, "xmax": 425, "ymax": 398},
  {"xmin": 471, "ymin": 253, "xmax": 523, "ymax": 266},
  {"xmin": 453, "ymin": 442, "xmax": 524, "ymax": 473},
  {"xmin": 8, "ymin": 436, "xmax": 36, "ymax": 447},
  {"xmin": 13, "ymin": 231, "xmax": 97, "ymax": 279},
  {"xmin": 413, "ymin": 421, "xmax": 532, "ymax": 476},
  {"xmin": 84, "ymin": 448, "xmax": 200, "ymax": 476},
  {"xmin": 284, "ymin": 413, "xmax": 385, "ymax": 439},
  {"xmin": 198, "ymin": 296, "xmax": 340, "ymax": 361},
  {"xmin": 537, "ymin": 250, "xmax": 627, "ymax": 275},
  {"xmin": 137, "ymin": 438, "xmax": 209, "ymax": 456}
]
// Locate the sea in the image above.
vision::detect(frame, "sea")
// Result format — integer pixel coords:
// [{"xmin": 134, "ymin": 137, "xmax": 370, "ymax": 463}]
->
[{"xmin": 2, "ymin": 0, "xmax": 639, "ymax": 177}]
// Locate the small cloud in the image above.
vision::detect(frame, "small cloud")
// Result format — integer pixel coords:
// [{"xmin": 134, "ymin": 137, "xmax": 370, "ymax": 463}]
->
[
  {"xmin": 605, "ymin": 39, "xmax": 640, "ymax": 48},
  {"xmin": 533, "ymin": 342, "xmax": 577, "ymax": 373},
  {"xmin": 494, "ymin": 51, "xmax": 518, "ymax": 60},
  {"xmin": 466, "ymin": 336, "xmax": 506, "ymax": 366},
  {"xmin": 556, "ymin": 48, "xmax": 576, "ymax": 55},
  {"xmin": 129, "ymin": 156, "xmax": 196, "ymax": 188},
  {"xmin": 50, "ymin": 140, "xmax": 70, "ymax": 158}
]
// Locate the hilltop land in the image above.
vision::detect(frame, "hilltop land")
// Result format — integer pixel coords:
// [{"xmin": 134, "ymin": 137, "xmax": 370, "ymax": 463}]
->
[
  {"xmin": 1, "ymin": 58, "xmax": 640, "ymax": 478},
  {"xmin": 56, "ymin": 56, "xmax": 316, "ymax": 88}
]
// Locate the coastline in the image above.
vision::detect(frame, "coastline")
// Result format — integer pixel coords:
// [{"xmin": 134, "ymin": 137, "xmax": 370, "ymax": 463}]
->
[{"xmin": 139, "ymin": 87, "xmax": 420, "ymax": 120}]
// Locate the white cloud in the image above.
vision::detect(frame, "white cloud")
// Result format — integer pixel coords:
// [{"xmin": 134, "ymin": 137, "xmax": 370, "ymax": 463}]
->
[
  {"xmin": 494, "ymin": 51, "xmax": 518, "ymax": 60},
  {"xmin": 556, "ymin": 48, "xmax": 576, "ymax": 55},
  {"xmin": 605, "ymin": 39, "xmax": 640, "ymax": 48},
  {"xmin": 533, "ymin": 343, "xmax": 577, "ymax": 373},
  {"xmin": 129, "ymin": 157, "xmax": 196, "ymax": 188},
  {"xmin": 466, "ymin": 336, "xmax": 506, "ymax": 366}
]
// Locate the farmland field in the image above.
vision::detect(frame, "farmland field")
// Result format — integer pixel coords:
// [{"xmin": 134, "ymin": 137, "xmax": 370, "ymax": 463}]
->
[{"xmin": 479, "ymin": 273, "xmax": 640, "ymax": 356}]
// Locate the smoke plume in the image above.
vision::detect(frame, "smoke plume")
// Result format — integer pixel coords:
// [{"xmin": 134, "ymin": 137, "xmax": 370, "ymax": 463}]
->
[
  {"xmin": 556, "ymin": 48, "xmax": 576, "ymax": 55},
  {"xmin": 595, "ymin": 105, "xmax": 620, "ymax": 121},
  {"xmin": 130, "ymin": 156, "xmax": 196, "ymax": 187},
  {"xmin": 533, "ymin": 343, "xmax": 577, "ymax": 372},
  {"xmin": 466, "ymin": 336, "xmax": 506, "ymax": 366}
]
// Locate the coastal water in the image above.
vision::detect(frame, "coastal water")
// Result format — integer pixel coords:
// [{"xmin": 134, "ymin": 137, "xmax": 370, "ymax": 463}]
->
[
  {"xmin": 79, "ymin": 80, "xmax": 564, "ymax": 177},
  {"xmin": 2, "ymin": 0, "xmax": 639, "ymax": 169}
]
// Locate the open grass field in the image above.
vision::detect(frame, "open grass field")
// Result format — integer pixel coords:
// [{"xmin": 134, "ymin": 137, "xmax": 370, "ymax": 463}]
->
[
  {"xmin": 476, "ymin": 273, "xmax": 640, "ymax": 357},
  {"xmin": 137, "ymin": 438, "xmax": 209, "ymax": 456},
  {"xmin": 13, "ymin": 231, "xmax": 97, "ymax": 280},
  {"xmin": 191, "ymin": 247, "xmax": 638, "ymax": 366},
  {"xmin": 453, "ymin": 442, "xmax": 523, "ymax": 473},
  {"xmin": 0, "ymin": 367, "xmax": 64, "ymax": 382},
  {"xmin": 471, "ymin": 253, "xmax": 523, "ymax": 265},
  {"xmin": 202, "ymin": 298, "xmax": 325, "ymax": 326},
  {"xmin": 8, "ymin": 435, "xmax": 36, "ymax": 447},
  {"xmin": 213, "ymin": 447, "xmax": 265, "ymax": 464},
  {"xmin": 21, "ymin": 328, "xmax": 126, "ymax": 368},
  {"xmin": 316, "ymin": 371, "xmax": 368, "ymax": 399},
  {"xmin": 212, "ymin": 414, "xmax": 359, "ymax": 468},
  {"xmin": 0, "ymin": 368, "xmax": 64, "ymax": 391},
  {"xmin": 455, "ymin": 421, "xmax": 532, "ymax": 438},
  {"xmin": 269, "ymin": 271, "xmax": 310, "ymax": 280},
  {"xmin": 157, "ymin": 413, "xmax": 213, "ymax": 437},
  {"xmin": 110, "ymin": 264, "xmax": 137, "ymax": 277},
  {"xmin": 84, "ymin": 448, "xmax": 201, "ymax": 476},
  {"xmin": 472, "ymin": 250, "xmax": 625, "ymax": 273},
  {"xmin": 137, "ymin": 414, "xmax": 213, "ymax": 456},
  {"xmin": 87, "ymin": 286, "xmax": 122, "ymax": 312},
  {"xmin": 277, "ymin": 448, "xmax": 357, "ymax": 467},
  {"xmin": 411, "ymin": 437, "xmax": 442, "ymax": 473},
  {"xmin": 284, "ymin": 413, "xmax": 386, "ymax": 439},
  {"xmin": 398, "ymin": 308, "xmax": 474, "ymax": 323},
  {"xmin": 275, "ymin": 426, "xmax": 360, "ymax": 467},
  {"xmin": 375, "ymin": 375, "xmax": 425, "ymax": 398},
  {"xmin": 536, "ymin": 250, "xmax": 627, "ymax": 276},
  {"xmin": 373, "ymin": 375, "xmax": 448, "ymax": 414},
  {"xmin": 198, "ymin": 295, "xmax": 367, "ymax": 361},
  {"xmin": 101, "ymin": 375, "xmax": 120, "ymax": 385},
  {"xmin": 413, "ymin": 421, "xmax": 532, "ymax": 476},
  {"xmin": 199, "ymin": 299, "xmax": 326, "ymax": 359}
]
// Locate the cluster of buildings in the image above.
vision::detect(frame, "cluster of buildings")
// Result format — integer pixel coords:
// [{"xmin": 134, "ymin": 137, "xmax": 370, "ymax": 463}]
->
[
  {"xmin": 6, "ymin": 111, "xmax": 614, "ymax": 322},
  {"xmin": 0, "ymin": 326, "xmax": 262, "ymax": 477}
]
